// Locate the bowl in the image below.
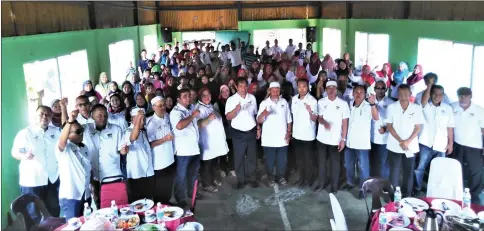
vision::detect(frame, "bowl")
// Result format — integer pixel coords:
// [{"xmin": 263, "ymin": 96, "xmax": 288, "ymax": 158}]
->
[{"xmin": 120, "ymin": 208, "xmax": 130, "ymax": 216}]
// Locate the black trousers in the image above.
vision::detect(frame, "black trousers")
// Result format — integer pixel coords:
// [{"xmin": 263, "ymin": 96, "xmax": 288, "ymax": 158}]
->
[
  {"xmin": 317, "ymin": 142, "xmax": 341, "ymax": 190},
  {"xmin": 154, "ymin": 163, "xmax": 175, "ymax": 204},
  {"xmin": 201, "ymin": 158, "xmax": 219, "ymax": 187},
  {"xmin": 387, "ymin": 150, "xmax": 415, "ymax": 197},
  {"xmin": 287, "ymin": 141, "xmax": 297, "ymax": 176},
  {"xmin": 127, "ymin": 176, "xmax": 155, "ymax": 202},
  {"xmin": 451, "ymin": 142, "xmax": 484, "ymax": 203},
  {"xmin": 294, "ymin": 139, "xmax": 314, "ymax": 184},
  {"xmin": 232, "ymin": 128, "xmax": 257, "ymax": 184},
  {"xmin": 219, "ymin": 139, "xmax": 234, "ymax": 172}
]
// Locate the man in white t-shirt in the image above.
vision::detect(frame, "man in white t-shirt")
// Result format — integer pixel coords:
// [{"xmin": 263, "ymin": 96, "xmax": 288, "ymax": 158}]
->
[
  {"xmin": 285, "ymin": 39, "xmax": 297, "ymax": 59},
  {"xmin": 271, "ymin": 39, "xmax": 283, "ymax": 58},
  {"xmin": 228, "ymin": 39, "xmax": 243, "ymax": 78},
  {"xmin": 450, "ymin": 87, "xmax": 484, "ymax": 202},
  {"xmin": 386, "ymin": 84, "xmax": 425, "ymax": 197},
  {"xmin": 315, "ymin": 81, "xmax": 350, "ymax": 193}
]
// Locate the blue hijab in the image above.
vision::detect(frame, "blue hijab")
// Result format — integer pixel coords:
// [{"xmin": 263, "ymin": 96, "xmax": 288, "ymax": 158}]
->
[{"xmin": 393, "ymin": 62, "xmax": 409, "ymax": 84}]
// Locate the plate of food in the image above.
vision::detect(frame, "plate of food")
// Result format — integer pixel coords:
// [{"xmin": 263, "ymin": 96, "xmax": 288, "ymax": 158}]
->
[
  {"xmin": 135, "ymin": 223, "xmax": 167, "ymax": 231},
  {"xmin": 130, "ymin": 199, "xmax": 155, "ymax": 213},
  {"xmin": 430, "ymin": 199, "xmax": 461, "ymax": 214},
  {"xmin": 116, "ymin": 214, "xmax": 140, "ymax": 230},
  {"xmin": 160, "ymin": 206, "xmax": 184, "ymax": 221},
  {"xmin": 176, "ymin": 222, "xmax": 203, "ymax": 231},
  {"xmin": 386, "ymin": 212, "xmax": 410, "ymax": 228},
  {"xmin": 401, "ymin": 198, "xmax": 429, "ymax": 211}
]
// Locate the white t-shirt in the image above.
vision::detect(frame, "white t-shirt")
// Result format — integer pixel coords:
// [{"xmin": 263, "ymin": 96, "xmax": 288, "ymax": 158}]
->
[
  {"xmin": 196, "ymin": 102, "xmax": 229, "ymax": 160},
  {"xmin": 108, "ymin": 111, "xmax": 128, "ymax": 132},
  {"xmin": 285, "ymin": 45, "xmax": 297, "ymax": 59},
  {"xmin": 56, "ymin": 141, "xmax": 91, "ymax": 200},
  {"xmin": 316, "ymin": 97, "xmax": 350, "ymax": 145},
  {"xmin": 346, "ymin": 101, "xmax": 373, "ymax": 150},
  {"xmin": 257, "ymin": 96, "xmax": 292, "ymax": 147},
  {"xmin": 291, "ymin": 94, "xmax": 317, "ymax": 141},
  {"xmin": 225, "ymin": 93, "xmax": 258, "ymax": 132},
  {"xmin": 419, "ymin": 102, "xmax": 455, "ymax": 152},
  {"xmin": 170, "ymin": 104, "xmax": 200, "ymax": 156},
  {"xmin": 124, "ymin": 125, "xmax": 155, "ymax": 179},
  {"xmin": 451, "ymin": 102, "xmax": 484, "ymax": 149},
  {"xmin": 385, "ymin": 102, "xmax": 425, "ymax": 154},
  {"xmin": 145, "ymin": 113, "xmax": 175, "ymax": 170},
  {"xmin": 371, "ymin": 97, "xmax": 394, "ymax": 145},
  {"xmin": 228, "ymin": 49, "xmax": 243, "ymax": 67}
]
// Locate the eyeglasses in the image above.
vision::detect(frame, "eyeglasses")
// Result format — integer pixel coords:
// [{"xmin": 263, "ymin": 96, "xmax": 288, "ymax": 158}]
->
[
  {"xmin": 375, "ymin": 87, "xmax": 387, "ymax": 90},
  {"xmin": 71, "ymin": 128, "xmax": 84, "ymax": 135}
]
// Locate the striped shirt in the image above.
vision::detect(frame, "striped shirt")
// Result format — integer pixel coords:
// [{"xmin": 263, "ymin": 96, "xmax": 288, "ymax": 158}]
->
[{"xmin": 243, "ymin": 53, "xmax": 259, "ymax": 67}]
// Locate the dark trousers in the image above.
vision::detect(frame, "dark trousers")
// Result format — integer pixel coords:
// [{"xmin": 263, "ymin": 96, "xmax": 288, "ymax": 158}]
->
[
  {"xmin": 21, "ymin": 179, "xmax": 60, "ymax": 222},
  {"xmin": 59, "ymin": 194, "xmax": 91, "ymax": 220},
  {"xmin": 232, "ymin": 128, "xmax": 257, "ymax": 184},
  {"xmin": 286, "ymin": 142, "xmax": 297, "ymax": 175},
  {"xmin": 263, "ymin": 146, "xmax": 288, "ymax": 181},
  {"xmin": 294, "ymin": 139, "xmax": 314, "ymax": 183},
  {"xmin": 174, "ymin": 155, "xmax": 201, "ymax": 204},
  {"xmin": 121, "ymin": 155, "xmax": 127, "ymax": 179},
  {"xmin": 370, "ymin": 142, "xmax": 390, "ymax": 180},
  {"xmin": 154, "ymin": 164, "xmax": 176, "ymax": 204},
  {"xmin": 127, "ymin": 176, "xmax": 155, "ymax": 202},
  {"xmin": 219, "ymin": 139, "xmax": 234, "ymax": 172},
  {"xmin": 202, "ymin": 158, "xmax": 219, "ymax": 187},
  {"xmin": 388, "ymin": 150, "xmax": 415, "ymax": 197},
  {"xmin": 451, "ymin": 142, "xmax": 483, "ymax": 203},
  {"xmin": 317, "ymin": 142, "xmax": 341, "ymax": 190}
]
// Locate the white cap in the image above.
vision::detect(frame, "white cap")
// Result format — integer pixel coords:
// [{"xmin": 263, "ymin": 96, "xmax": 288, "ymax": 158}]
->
[
  {"xmin": 88, "ymin": 96, "xmax": 97, "ymax": 102},
  {"xmin": 269, "ymin": 82, "xmax": 280, "ymax": 89},
  {"xmin": 130, "ymin": 107, "xmax": 145, "ymax": 116},
  {"xmin": 151, "ymin": 96, "xmax": 164, "ymax": 105},
  {"xmin": 326, "ymin": 80, "xmax": 337, "ymax": 88}
]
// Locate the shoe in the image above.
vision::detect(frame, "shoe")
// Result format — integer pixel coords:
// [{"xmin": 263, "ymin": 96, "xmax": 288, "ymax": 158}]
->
[
  {"xmin": 234, "ymin": 182, "xmax": 244, "ymax": 190},
  {"xmin": 268, "ymin": 180, "xmax": 275, "ymax": 187},
  {"xmin": 330, "ymin": 188, "xmax": 337, "ymax": 194},
  {"xmin": 220, "ymin": 171, "xmax": 227, "ymax": 178},
  {"xmin": 278, "ymin": 178, "xmax": 288, "ymax": 186},
  {"xmin": 230, "ymin": 170, "xmax": 236, "ymax": 177},
  {"xmin": 314, "ymin": 185, "xmax": 324, "ymax": 192},
  {"xmin": 250, "ymin": 181, "xmax": 259, "ymax": 188},
  {"xmin": 342, "ymin": 184, "xmax": 355, "ymax": 191}
]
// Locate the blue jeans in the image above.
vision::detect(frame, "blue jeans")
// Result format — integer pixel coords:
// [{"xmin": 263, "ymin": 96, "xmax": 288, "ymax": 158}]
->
[
  {"xmin": 344, "ymin": 148, "xmax": 370, "ymax": 187},
  {"xmin": 59, "ymin": 195, "xmax": 92, "ymax": 220},
  {"xmin": 263, "ymin": 146, "xmax": 288, "ymax": 181},
  {"xmin": 371, "ymin": 143, "xmax": 389, "ymax": 180},
  {"xmin": 174, "ymin": 155, "xmax": 201, "ymax": 204},
  {"xmin": 414, "ymin": 144, "xmax": 445, "ymax": 191},
  {"xmin": 20, "ymin": 179, "xmax": 60, "ymax": 223}
]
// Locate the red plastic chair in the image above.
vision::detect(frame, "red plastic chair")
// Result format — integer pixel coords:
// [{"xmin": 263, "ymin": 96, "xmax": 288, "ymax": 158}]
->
[{"xmin": 100, "ymin": 175, "xmax": 129, "ymax": 209}]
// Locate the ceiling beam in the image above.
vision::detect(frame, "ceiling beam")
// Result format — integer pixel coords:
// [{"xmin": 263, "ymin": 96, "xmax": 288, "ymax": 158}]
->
[
  {"xmin": 156, "ymin": 1, "xmax": 322, "ymax": 11},
  {"xmin": 155, "ymin": 1, "xmax": 160, "ymax": 24},
  {"xmin": 133, "ymin": 1, "xmax": 139, "ymax": 26},
  {"xmin": 403, "ymin": 1, "xmax": 411, "ymax": 19},
  {"xmin": 87, "ymin": 1, "xmax": 96, "ymax": 29},
  {"xmin": 346, "ymin": 1, "xmax": 353, "ymax": 18}
]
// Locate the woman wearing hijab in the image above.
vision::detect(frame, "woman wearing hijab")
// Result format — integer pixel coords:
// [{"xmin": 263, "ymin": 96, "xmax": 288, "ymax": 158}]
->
[
  {"xmin": 376, "ymin": 63, "xmax": 393, "ymax": 87},
  {"xmin": 213, "ymin": 85, "xmax": 235, "ymax": 177},
  {"xmin": 390, "ymin": 62, "xmax": 410, "ymax": 99},
  {"xmin": 305, "ymin": 53, "xmax": 321, "ymax": 84},
  {"xmin": 321, "ymin": 54, "xmax": 336, "ymax": 77},
  {"xmin": 342, "ymin": 52, "xmax": 353, "ymax": 69},
  {"xmin": 80, "ymin": 80, "xmax": 102, "ymax": 101},
  {"xmin": 405, "ymin": 64, "xmax": 426, "ymax": 98},
  {"xmin": 257, "ymin": 64, "xmax": 276, "ymax": 89},
  {"xmin": 276, "ymin": 61, "xmax": 295, "ymax": 86},
  {"xmin": 95, "ymin": 72, "xmax": 110, "ymax": 99},
  {"xmin": 108, "ymin": 81, "xmax": 122, "ymax": 96},
  {"xmin": 50, "ymin": 99, "xmax": 63, "ymax": 128}
]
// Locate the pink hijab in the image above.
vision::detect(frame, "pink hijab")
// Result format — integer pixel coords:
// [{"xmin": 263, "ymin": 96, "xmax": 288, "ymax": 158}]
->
[{"xmin": 321, "ymin": 54, "xmax": 335, "ymax": 71}]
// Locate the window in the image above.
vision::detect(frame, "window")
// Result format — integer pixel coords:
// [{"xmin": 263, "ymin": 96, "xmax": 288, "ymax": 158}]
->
[
  {"xmin": 109, "ymin": 40, "xmax": 135, "ymax": 84},
  {"xmin": 23, "ymin": 50, "xmax": 89, "ymax": 124},
  {"xmin": 417, "ymin": 38, "xmax": 481, "ymax": 105},
  {"xmin": 253, "ymin": 28, "xmax": 306, "ymax": 51},
  {"xmin": 322, "ymin": 28, "xmax": 341, "ymax": 59},
  {"xmin": 354, "ymin": 31, "xmax": 389, "ymax": 69},
  {"xmin": 143, "ymin": 35, "xmax": 158, "ymax": 56}
]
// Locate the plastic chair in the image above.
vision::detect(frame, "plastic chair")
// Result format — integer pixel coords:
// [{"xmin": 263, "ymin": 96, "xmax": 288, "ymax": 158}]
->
[
  {"xmin": 427, "ymin": 157, "xmax": 463, "ymax": 200},
  {"xmin": 10, "ymin": 193, "xmax": 66, "ymax": 231},
  {"xmin": 100, "ymin": 175, "xmax": 129, "ymax": 209},
  {"xmin": 5, "ymin": 212, "xmax": 27, "ymax": 231},
  {"xmin": 329, "ymin": 219, "xmax": 337, "ymax": 231},
  {"xmin": 329, "ymin": 193, "xmax": 348, "ymax": 231},
  {"xmin": 361, "ymin": 177, "xmax": 394, "ymax": 231}
]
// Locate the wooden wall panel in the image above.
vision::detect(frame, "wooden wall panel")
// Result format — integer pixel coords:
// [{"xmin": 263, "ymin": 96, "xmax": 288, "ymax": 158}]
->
[
  {"xmin": 139, "ymin": 9, "xmax": 157, "ymax": 25},
  {"xmin": 242, "ymin": 6, "xmax": 317, "ymax": 21},
  {"xmin": 9, "ymin": 2, "xmax": 89, "ymax": 36},
  {"xmin": 322, "ymin": 2, "xmax": 347, "ymax": 19},
  {"xmin": 409, "ymin": 1, "xmax": 484, "ymax": 20},
  {"xmin": 352, "ymin": 1, "xmax": 404, "ymax": 19},
  {"xmin": 94, "ymin": 2, "xmax": 135, "ymax": 28},
  {"xmin": 140, "ymin": 1, "xmax": 156, "ymax": 7},
  {"xmin": 2, "ymin": 2, "xmax": 16, "ymax": 37},
  {"xmin": 159, "ymin": 1, "xmax": 234, "ymax": 7},
  {"xmin": 160, "ymin": 9, "xmax": 237, "ymax": 31}
]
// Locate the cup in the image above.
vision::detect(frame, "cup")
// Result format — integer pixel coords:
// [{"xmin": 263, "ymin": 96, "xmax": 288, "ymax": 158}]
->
[
  {"xmin": 145, "ymin": 210, "xmax": 155, "ymax": 222},
  {"xmin": 120, "ymin": 208, "xmax": 130, "ymax": 216}
]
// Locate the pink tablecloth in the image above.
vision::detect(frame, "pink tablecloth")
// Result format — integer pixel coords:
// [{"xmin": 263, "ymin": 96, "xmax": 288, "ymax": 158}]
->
[
  {"xmin": 54, "ymin": 204, "xmax": 195, "ymax": 231},
  {"xmin": 370, "ymin": 197, "xmax": 484, "ymax": 231}
]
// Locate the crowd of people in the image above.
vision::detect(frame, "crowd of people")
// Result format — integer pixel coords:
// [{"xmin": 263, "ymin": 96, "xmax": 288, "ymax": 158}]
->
[{"xmin": 12, "ymin": 35, "xmax": 484, "ymax": 222}]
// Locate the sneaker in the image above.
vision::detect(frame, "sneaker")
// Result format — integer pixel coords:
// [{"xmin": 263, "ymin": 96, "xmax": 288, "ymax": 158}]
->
[
  {"xmin": 268, "ymin": 180, "xmax": 275, "ymax": 187},
  {"xmin": 278, "ymin": 178, "xmax": 288, "ymax": 186},
  {"xmin": 229, "ymin": 171, "xmax": 236, "ymax": 177},
  {"xmin": 220, "ymin": 171, "xmax": 227, "ymax": 178}
]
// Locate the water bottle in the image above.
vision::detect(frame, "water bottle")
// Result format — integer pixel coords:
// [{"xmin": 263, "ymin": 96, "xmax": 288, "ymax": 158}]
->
[
  {"xmin": 394, "ymin": 186, "xmax": 402, "ymax": 209},
  {"xmin": 378, "ymin": 208, "xmax": 387, "ymax": 231},
  {"xmin": 156, "ymin": 202, "xmax": 164, "ymax": 225},
  {"xmin": 83, "ymin": 203, "xmax": 92, "ymax": 221},
  {"xmin": 462, "ymin": 188, "xmax": 471, "ymax": 209},
  {"xmin": 111, "ymin": 200, "xmax": 119, "ymax": 219}
]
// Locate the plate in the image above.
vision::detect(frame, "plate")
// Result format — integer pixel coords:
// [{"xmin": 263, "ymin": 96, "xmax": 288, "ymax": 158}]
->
[
  {"xmin": 160, "ymin": 206, "xmax": 184, "ymax": 221},
  {"xmin": 386, "ymin": 212, "xmax": 410, "ymax": 228},
  {"xmin": 401, "ymin": 198, "xmax": 429, "ymax": 211},
  {"xmin": 176, "ymin": 222, "xmax": 203, "ymax": 231},
  {"xmin": 115, "ymin": 214, "xmax": 140, "ymax": 229},
  {"xmin": 389, "ymin": 228, "xmax": 412, "ymax": 231},
  {"xmin": 130, "ymin": 199, "xmax": 155, "ymax": 213},
  {"xmin": 135, "ymin": 223, "xmax": 167, "ymax": 231},
  {"xmin": 430, "ymin": 199, "xmax": 461, "ymax": 214}
]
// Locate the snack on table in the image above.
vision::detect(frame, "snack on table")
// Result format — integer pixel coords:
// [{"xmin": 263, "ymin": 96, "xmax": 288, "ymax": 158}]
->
[
  {"xmin": 164, "ymin": 211, "xmax": 175, "ymax": 218},
  {"xmin": 116, "ymin": 216, "xmax": 140, "ymax": 229},
  {"xmin": 134, "ymin": 203, "xmax": 145, "ymax": 210}
]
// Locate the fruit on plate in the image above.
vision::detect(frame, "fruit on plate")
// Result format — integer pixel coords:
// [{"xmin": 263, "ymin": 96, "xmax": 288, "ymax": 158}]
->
[{"xmin": 116, "ymin": 216, "xmax": 140, "ymax": 229}]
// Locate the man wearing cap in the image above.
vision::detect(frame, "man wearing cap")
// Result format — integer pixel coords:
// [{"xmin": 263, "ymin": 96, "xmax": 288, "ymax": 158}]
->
[
  {"xmin": 315, "ymin": 80, "xmax": 350, "ymax": 193},
  {"xmin": 451, "ymin": 87, "xmax": 484, "ymax": 203},
  {"xmin": 170, "ymin": 88, "xmax": 201, "ymax": 208},
  {"xmin": 145, "ymin": 96, "xmax": 175, "ymax": 204},
  {"xmin": 257, "ymin": 82, "xmax": 292, "ymax": 186},
  {"xmin": 225, "ymin": 77, "xmax": 261, "ymax": 189}
]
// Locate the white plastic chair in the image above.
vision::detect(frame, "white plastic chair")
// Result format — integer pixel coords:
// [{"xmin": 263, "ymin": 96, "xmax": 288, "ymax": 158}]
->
[
  {"xmin": 329, "ymin": 219, "xmax": 337, "ymax": 231},
  {"xmin": 329, "ymin": 193, "xmax": 348, "ymax": 231},
  {"xmin": 426, "ymin": 157, "xmax": 463, "ymax": 200}
]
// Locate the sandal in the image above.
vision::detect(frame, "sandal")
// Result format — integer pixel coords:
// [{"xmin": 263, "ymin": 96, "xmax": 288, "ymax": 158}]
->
[
  {"xmin": 213, "ymin": 180, "xmax": 222, "ymax": 186},
  {"xmin": 203, "ymin": 186, "xmax": 218, "ymax": 193}
]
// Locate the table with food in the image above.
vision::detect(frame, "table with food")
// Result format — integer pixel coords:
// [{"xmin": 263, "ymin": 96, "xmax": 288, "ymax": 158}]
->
[
  {"xmin": 55, "ymin": 199, "xmax": 203, "ymax": 231},
  {"xmin": 370, "ymin": 197, "xmax": 484, "ymax": 231}
]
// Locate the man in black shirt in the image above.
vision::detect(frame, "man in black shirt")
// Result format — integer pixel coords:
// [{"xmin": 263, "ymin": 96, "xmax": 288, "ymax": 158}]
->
[{"xmin": 137, "ymin": 49, "xmax": 150, "ymax": 74}]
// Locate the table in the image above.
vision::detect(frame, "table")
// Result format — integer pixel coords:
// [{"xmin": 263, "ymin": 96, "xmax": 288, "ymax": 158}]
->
[
  {"xmin": 370, "ymin": 197, "xmax": 484, "ymax": 231},
  {"xmin": 54, "ymin": 204, "xmax": 195, "ymax": 231}
]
